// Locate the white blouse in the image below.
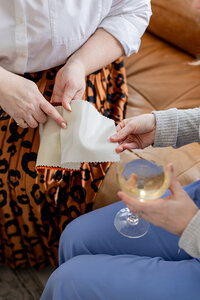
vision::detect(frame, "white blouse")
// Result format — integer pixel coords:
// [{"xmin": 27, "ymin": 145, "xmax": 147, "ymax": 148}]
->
[{"xmin": 0, "ymin": 0, "xmax": 151, "ymax": 74}]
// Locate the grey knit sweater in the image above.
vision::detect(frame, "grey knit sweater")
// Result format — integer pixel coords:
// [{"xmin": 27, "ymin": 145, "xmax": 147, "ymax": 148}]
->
[{"xmin": 153, "ymin": 108, "xmax": 200, "ymax": 258}]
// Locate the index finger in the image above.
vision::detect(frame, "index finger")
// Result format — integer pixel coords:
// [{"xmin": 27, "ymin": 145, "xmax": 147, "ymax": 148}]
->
[
  {"xmin": 118, "ymin": 191, "xmax": 145, "ymax": 212},
  {"xmin": 118, "ymin": 191, "xmax": 167, "ymax": 214},
  {"xmin": 40, "ymin": 100, "xmax": 67, "ymax": 128},
  {"xmin": 110, "ymin": 122, "xmax": 132, "ymax": 142}
]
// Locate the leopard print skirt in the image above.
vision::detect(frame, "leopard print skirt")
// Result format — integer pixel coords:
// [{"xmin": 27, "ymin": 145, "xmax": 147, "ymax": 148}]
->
[{"xmin": 0, "ymin": 58, "xmax": 128, "ymax": 269}]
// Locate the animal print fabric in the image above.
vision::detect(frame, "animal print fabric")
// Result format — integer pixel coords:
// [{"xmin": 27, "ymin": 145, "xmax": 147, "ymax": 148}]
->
[{"xmin": 0, "ymin": 58, "xmax": 128, "ymax": 269}]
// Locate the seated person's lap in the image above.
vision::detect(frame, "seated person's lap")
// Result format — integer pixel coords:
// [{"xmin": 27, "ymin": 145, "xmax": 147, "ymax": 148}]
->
[
  {"xmin": 41, "ymin": 180, "xmax": 200, "ymax": 300},
  {"xmin": 59, "ymin": 180, "xmax": 200, "ymax": 263}
]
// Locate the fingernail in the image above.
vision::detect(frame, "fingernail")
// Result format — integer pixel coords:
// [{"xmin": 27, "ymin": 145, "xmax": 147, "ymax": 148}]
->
[
  {"xmin": 116, "ymin": 146, "xmax": 122, "ymax": 153},
  {"xmin": 61, "ymin": 122, "xmax": 67, "ymax": 129},
  {"xmin": 66, "ymin": 103, "xmax": 71, "ymax": 111}
]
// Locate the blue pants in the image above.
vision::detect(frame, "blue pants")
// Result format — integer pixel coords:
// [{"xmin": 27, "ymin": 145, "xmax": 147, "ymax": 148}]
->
[{"xmin": 41, "ymin": 181, "xmax": 200, "ymax": 300}]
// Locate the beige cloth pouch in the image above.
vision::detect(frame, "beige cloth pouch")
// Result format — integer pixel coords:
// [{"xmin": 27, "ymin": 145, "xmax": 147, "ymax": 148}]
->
[{"xmin": 36, "ymin": 100, "xmax": 120, "ymax": 171}]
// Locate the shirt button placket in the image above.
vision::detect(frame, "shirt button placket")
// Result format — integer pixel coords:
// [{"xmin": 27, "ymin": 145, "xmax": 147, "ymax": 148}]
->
[{"xmin": 14, "ymin": 0, "xmax": 28, "ymax": 74}]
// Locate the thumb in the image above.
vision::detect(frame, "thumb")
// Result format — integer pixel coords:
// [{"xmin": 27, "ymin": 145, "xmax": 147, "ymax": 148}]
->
[
  {"xmin": 62, "ymin": 85, "xmax": 77, "ymax": 111},
  {"xmin": 167, "ymin": 163, "xmax": 182, "ymax": 197}
]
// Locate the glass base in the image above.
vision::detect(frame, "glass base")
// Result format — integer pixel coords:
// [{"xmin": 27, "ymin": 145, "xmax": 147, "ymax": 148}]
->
[{"xmin": 114, "ymin": 207, "xmax": 150, "ymax": 238}]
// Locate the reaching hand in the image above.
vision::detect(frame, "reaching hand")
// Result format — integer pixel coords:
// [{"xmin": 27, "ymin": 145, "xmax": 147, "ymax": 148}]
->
[
  {"xmin": 110, "ymin": 113, "xmax": 156, "ymax": 152},
  {"xmin": 0, "ymin": 67, "xmax": 67, "ymax": 128},
  {"xmin": 52, "ymin": 59, "xmax": 86, "ymax": 111},
  {"xmin": 118, "ymin": 164, "xmax": 199, "ymax": 236}
]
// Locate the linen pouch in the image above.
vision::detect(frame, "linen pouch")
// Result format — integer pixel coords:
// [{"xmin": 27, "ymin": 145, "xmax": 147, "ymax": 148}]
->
[{"xmin": 36, "ymin": 100, "xmax": 119, "ymax": 171}]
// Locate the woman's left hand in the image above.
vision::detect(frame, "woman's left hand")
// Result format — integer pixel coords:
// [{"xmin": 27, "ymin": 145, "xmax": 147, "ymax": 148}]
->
[
  {"xmin": 118, "ymin": 164, "xmax": 199, "ymax": 236},
  {"xmin": 52, "ymin": 59, "xmax": 86, "ymax": 111}
]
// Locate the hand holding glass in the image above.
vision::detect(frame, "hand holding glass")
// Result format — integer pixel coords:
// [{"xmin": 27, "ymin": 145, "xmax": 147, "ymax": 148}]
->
[{"xmin": 114, "ymin": 158, "xmax": 171, "ymax": 238}]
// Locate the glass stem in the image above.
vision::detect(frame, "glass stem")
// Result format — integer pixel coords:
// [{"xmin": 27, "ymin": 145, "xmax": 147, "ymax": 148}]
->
[{"xmin": 127, "ymin": 210, "xmax": 139, "ymax": 225}]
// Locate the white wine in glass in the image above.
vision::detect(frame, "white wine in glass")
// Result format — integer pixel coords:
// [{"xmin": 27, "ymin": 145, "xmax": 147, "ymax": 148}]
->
[{"xmin": 114, "ymin": 158, "xmax": 170, "ymax": 238}]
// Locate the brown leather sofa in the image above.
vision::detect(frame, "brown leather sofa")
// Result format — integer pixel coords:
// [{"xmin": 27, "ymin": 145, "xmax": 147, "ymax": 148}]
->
[{"xmin": 93, "ymin": 0, "xmax": 200, "ymax": 209}]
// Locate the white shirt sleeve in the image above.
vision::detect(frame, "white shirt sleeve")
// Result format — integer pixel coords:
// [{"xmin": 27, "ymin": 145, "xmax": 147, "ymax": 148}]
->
[{"xmin": 98, "ymin": 0, "xmax": 152, "ymax": 56}]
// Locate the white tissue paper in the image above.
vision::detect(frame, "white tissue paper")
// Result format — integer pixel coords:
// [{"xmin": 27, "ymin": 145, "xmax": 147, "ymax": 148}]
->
[{"xmin": 36, "ymin": 100, "xmax": 120, "ymax": 171}]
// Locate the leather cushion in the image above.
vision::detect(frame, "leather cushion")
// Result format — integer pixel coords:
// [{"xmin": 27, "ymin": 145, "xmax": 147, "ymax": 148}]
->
[
  {"xmin": 148, "ymin": 0, "xmax": 200, "ymax": 58},
  {"xmin": 125, "ymin": 32, "xmax": 200, "ymax": 117}
]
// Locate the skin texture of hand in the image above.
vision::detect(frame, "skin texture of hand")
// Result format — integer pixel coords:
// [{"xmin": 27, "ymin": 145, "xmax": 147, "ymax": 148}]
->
[
  {"xmin": 52, "ymin": 59, "xmax": 86, "ymax": 111},
  {"xmin": 118, "ymin": 164, "xmax": 199, "ymax": 236},
  {"xmin": 110, "ymin": 113, "xmax": 156, "ymax": 153},
  {"xmin": 0, "ymin": 67, "xmax": 67, "ymax": 129}
]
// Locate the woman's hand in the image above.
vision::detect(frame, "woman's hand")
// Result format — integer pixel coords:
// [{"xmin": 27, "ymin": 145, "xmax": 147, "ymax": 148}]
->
[
  {"xmin": 118, "ymin": 164, "xmax": 199, "ymax": 236},
  {"xmin": 110, "ymin": 114, "xmax": 156, "ymax": 153},
  {"xmin": 0, "ymin": 67, "xmax": 67, "ymax": 128},
  {"xmin": 52, "ymin": 59, "xmax": 86, "ymax": 111}
]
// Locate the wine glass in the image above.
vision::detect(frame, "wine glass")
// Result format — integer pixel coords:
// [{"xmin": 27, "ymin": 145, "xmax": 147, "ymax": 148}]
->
[{"xmin": 114, "ymin": 155, "xmax": 171, "ymax": 238}]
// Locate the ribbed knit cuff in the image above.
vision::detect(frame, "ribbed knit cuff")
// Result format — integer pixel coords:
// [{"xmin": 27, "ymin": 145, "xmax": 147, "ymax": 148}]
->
[
  {"xmin": 152, "ymin": 108, "xmax": 200, "ymax": 148},
  {"xmin": 176, "ymin": 108, "xmax": 200, "ymax": 147},
  {"xmin": 152, "ymin": 109, "xmax": 179, "ymax": 148},
  {"xmin": 179, "ymin": 210, "xmax": 200, "ymax": 258}
]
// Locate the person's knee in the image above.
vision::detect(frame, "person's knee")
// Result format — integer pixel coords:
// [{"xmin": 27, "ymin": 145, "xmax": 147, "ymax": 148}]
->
[
  {"xmin": 60, "ymin": 218, "xmax": 77, "ymax": 247},
  {"xmin": 41, "ymin": 259, "xmax": 78, "ymax": 300},
  {"xmin": 59, "ymin": 215, "xmax": 90, "ymax": 263},
  {"xmin": 42, "ymin": 256, "xmax": 94, "ymax": 300},
  {"xmin": 59, "ymin": 218, "xmax": 79, "ymax": 261}
]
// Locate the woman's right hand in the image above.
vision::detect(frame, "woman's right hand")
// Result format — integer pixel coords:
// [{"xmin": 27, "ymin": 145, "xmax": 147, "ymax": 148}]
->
[
  {"xmin": 118, "ymin": 164, "xmax": 199, "ymax": 236},
  {"xmin": 0, "ymin": 67, "xmax": 67, "ymax": 128},
  {"xmin": 110, "ymin": 113, "xmax": 156, "ymax": 152}
]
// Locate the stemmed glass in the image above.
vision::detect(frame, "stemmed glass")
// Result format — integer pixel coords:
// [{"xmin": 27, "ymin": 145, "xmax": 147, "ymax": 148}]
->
[{"xmin": 114, "ymin": 154, "xmax": 171, "ymax": 238}]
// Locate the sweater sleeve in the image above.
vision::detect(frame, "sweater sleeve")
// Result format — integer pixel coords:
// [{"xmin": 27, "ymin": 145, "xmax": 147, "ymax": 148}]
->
[
  {"xmin": 98, "ymin": 0, "xmax": 152, "ymax": 56},
  {"xmin": 152, "ymin": 108, "xmax": 200, "ymax": 148},
  {"xmin": 179, "ymin": 210, "xmax": 200, "ymax": 258}
]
